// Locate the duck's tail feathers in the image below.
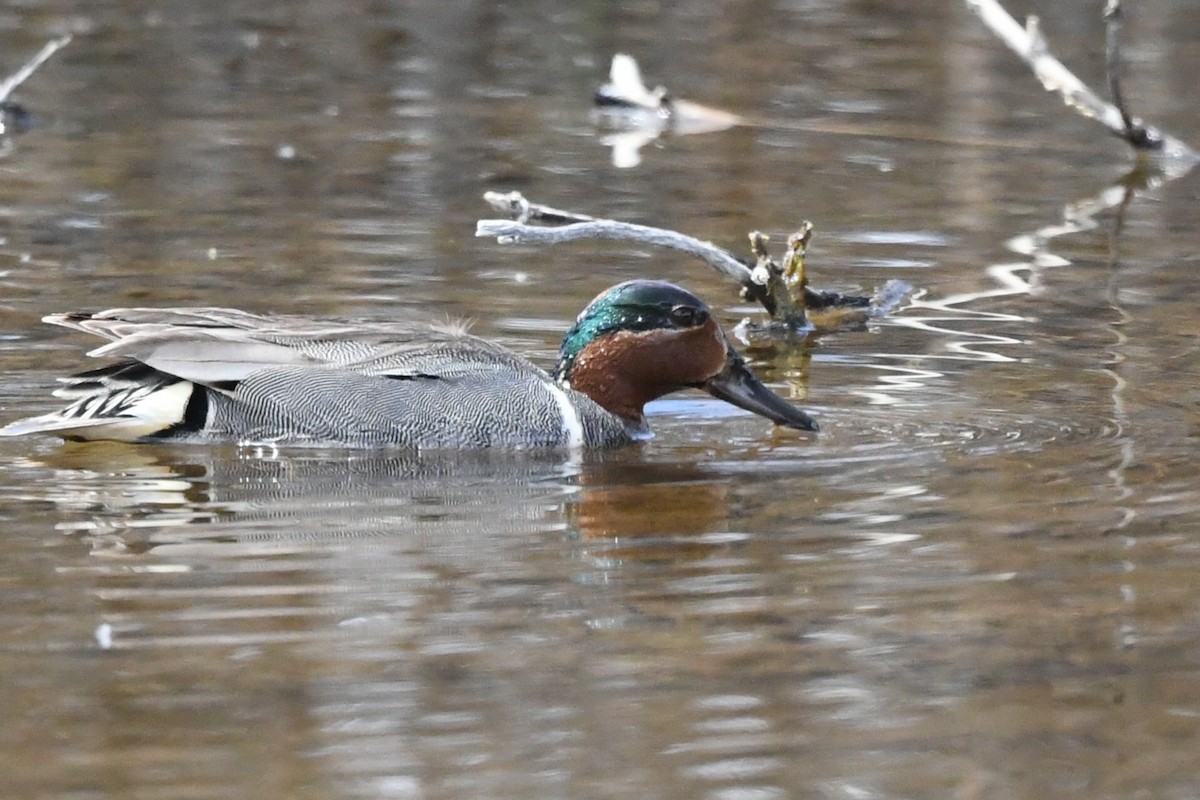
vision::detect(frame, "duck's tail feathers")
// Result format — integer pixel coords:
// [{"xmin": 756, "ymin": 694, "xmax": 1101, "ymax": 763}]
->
[{"xmin": 1, "ymin": 368, "xmax": 204, "ymax": 441}]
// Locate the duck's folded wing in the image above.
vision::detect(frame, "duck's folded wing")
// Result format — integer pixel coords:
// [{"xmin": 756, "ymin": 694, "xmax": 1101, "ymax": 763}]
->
[
  {"xmin": 46, "ymin": 307, "xmax": 470, "ymax": 342},
  {"xmin": 44, "ymin": 307, "xmax": 279, "ymax": 341},
  {"xmin": 86, "ymin": 329, "xmax": 316, "ymax": 385},
  {"xmin": 45, "ymin": 308, "xmax": 508, "ymax": 386}
]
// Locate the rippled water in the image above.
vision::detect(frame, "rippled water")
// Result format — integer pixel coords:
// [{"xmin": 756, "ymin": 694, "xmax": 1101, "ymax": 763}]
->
[{"xmin": 3, "ymin": 1, "xmax": 1200, "ymax": 798}]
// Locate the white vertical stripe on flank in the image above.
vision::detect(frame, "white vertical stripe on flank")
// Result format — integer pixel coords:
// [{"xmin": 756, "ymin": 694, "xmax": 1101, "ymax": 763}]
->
[{"xmin": 544, "ymin": 382, "xmax": 585, "ymax": 448}]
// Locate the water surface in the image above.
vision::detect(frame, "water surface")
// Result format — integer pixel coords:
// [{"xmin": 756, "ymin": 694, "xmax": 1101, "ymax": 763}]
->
[{"xmin": 2, "ymin": 2, "xmax": 1200, "ymax": 799}]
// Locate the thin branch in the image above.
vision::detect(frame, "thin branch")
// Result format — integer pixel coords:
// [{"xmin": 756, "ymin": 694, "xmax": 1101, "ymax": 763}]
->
[
  {"xmin": 1102, "ymin": 0, "xmax": 1156, "ymax": 149},
  {"xmin": 480, "ymin": 191, "xmax": 817, "ymax": 312},
  {"xmin": 0, "ymin": 35, "xmax": 72, "ymax": 105},
  {"xmin": 482, "ymin": 191, "xmax": 594, "ymax": 225},
  {"xmin": 963, "ymin": 0, "xmax": 1194, "ymax": 160},
  {"xmin": 475, "ymin": 217, "xmax": 780, "ymax": 306},
  {"xmin": 477, "ymin": 191, "xmax": 803, "ymax": 320}
]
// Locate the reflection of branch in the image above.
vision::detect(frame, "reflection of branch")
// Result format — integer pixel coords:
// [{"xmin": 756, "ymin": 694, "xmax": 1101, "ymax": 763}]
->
[
  {"xmin": 0, "ymin": 35, "xmax": 72, "ymax": 137},
  {"xmin": 1005, "ymin": 181, "xmax": 1129, "ymax": 264},
  {"xmin": 964, "ymin": 0, "xmax": 1194, "ymax": 160},
  {"xmin": 886, "ymin": 162, "xmax": 1189, "ymax": 367},
  {"xmin": 1004, "ymin": 164, "xmax": 1181, "ymax": 265}
]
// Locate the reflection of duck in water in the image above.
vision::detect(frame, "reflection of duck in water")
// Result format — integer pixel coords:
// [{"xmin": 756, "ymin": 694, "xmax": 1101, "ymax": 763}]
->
[
  {"xmin": 3, "ymin": 280, "xmax": 816, "ymax": 448},
  {"xmin": 18, "ymin": 444, "xmax": 584, "ymax": 543},
  {"xmin": 575, "ymin": 458, "xmax": 730, "ymax": 541},
  {"xmin": 593, "ymin": 54, "xmax": 742, "ymax": 168},
  {"xmin": 18, "ymin": 446, "xmax": 733, "ymax": 570}
]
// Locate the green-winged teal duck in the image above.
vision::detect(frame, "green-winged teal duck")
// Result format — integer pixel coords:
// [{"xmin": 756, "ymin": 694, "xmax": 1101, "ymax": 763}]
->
[{"xmin": 0, "ymin": 280, "xmax": 817, "ymax": 447}]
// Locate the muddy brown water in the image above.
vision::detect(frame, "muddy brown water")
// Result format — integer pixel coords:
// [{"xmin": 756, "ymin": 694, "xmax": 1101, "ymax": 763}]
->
[{"xmin": 2, "ymin": 2, "xmax": 1199, "ymax": 799}]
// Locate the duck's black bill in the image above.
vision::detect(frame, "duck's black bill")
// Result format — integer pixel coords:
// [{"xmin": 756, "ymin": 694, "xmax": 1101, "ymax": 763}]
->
[{"xmin": 702, "ymin": 354, "xmax": 819, "ymax": 432}]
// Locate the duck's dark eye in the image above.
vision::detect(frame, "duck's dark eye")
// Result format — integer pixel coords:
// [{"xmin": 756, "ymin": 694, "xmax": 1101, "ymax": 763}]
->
[{"xmin": 669, "ymin": 305, "xmax": 704, "ymax": 327}]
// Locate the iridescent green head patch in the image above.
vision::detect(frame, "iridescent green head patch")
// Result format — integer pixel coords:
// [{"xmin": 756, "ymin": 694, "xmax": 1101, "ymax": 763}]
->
[{"xmin": 555, "ymin": 280, "xmax": 712, "ymax": 381}]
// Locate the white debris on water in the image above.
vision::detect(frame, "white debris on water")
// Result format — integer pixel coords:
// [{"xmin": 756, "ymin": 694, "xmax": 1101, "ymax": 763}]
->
[{"xmin": 95, "ymin": 623, "xmax": 113, "ymax": 650}]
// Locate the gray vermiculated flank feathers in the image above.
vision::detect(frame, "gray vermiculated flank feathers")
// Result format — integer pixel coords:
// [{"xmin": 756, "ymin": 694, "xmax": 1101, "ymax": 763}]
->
[{"xmin": 204, "ymin": 365, "xmax": 627, "ymax": 448}]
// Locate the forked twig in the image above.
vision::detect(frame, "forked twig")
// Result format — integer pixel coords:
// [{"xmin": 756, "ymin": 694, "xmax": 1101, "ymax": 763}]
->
[{"xmin": 964, "ymin": 0, "xmax": 1194, "ymax": 161}]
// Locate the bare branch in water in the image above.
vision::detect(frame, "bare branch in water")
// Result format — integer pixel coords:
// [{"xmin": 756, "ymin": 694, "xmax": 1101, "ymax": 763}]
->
[
  {"xmin": 476, "ymin": 211, "xmax": 781, "ymax": 315},
  {"xmin": 1103, "ymin": 0, "xmax": 1155, "ymax": 149},
  {"xmin": 475, "ymin": 218, "xmax": 751, "ymax": 287},
  {"xmin": 476, "ymin": 192, "xmax": 898, "ymax": 334},
  {"xmin": 0, "ymin": 35, "xmax": 72, "ymax": 105},
  {"xmin": 963, "ymin": 0, "xmax": 1194, "ymax": 161}
]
